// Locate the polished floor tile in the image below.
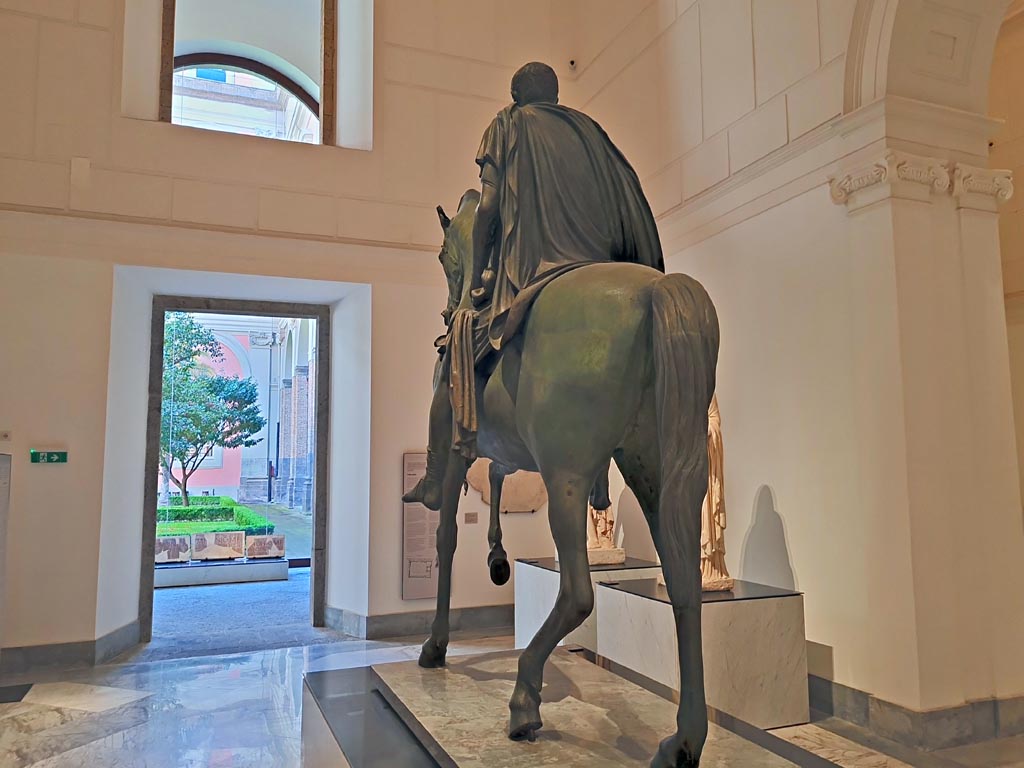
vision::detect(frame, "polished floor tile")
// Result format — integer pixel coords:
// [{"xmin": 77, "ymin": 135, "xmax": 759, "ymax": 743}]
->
[
  {"xmin": 0, "ymin": 633, "xmax": 513, "ymax": 768},
  {"xmin": 772, "ymin": 724, "xmax": 916, "ymax": 767},
  {"xmin": 22, "ymin": 682, "xmax": 152, "ymax": 713},
  {"xmin": 936, "ymin": 734, "xmax": 1024, "ymax": 767}
]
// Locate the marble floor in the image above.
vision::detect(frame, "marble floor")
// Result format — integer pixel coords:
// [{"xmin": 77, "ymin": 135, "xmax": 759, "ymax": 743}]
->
[
  {"xmin": 771, "ymin": 721, "xmax": 1024, "ymax": 768},
  {"xmin": 0, "ymin": 632, "xmax": 513, "ymax": 768},
  {"xmin": 1, "ymin": 633, "xmax": 1020, "ymax": 768}
]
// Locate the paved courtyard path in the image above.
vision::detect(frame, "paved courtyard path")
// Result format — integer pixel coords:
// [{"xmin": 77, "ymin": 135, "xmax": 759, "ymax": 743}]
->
[{"xmin": 248, "ymin": 502, "xmax": 312, "ymax": 559}]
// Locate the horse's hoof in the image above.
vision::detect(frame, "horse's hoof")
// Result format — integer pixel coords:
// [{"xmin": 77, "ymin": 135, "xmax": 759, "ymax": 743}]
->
[
  {"xmin": 418, "ymin": 638, "xmax": 447, "ymax": 668},
  {"xmin": 508, "ymin": 713, "xmax": 542, "ymax": 742},
  {"xmin": 650, "ymin": 735, "xmax": 701, "ymax": 767},
  {"xmin": 489, "ymin": 557, "xmax": 511, "ymax": 586},
  {"xmin": 508, "ymin": 682, "xmax": 542, "ymax": 741}
]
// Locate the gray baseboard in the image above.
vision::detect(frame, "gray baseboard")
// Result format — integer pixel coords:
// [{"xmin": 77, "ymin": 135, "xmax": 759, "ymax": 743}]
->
[
  {"xmin": 94, "ymin": 620, "xmax": 141, "ymax": 664},
  {"xmin": 324, "ymin": 604, "xmax": 514, "ymax": 640},
  {"xmin": 1, "ymin": 620, "xmax": 140, "ymax": 676},
  {"xmin": 324, "ymin": 606, "xmax": 366, "ymax": 638},
  {"xmin": 809, "ymin": 674, "xmax": 1024, "ymax": 750}
]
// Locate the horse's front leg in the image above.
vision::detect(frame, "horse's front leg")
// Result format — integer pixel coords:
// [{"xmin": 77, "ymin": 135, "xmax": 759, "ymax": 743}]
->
[
  {"xmin": 487, "ymin": 462, "xmax": 511, "ymax": 585},
  {"xmin": 419, "ymin": 451, "xmax": 469, "ymax": 668}
]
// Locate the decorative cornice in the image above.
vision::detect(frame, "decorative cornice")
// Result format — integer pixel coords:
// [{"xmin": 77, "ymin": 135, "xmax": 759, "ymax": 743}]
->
[
  {"xmin": 829, "ymin": 151, "xmax": 951, "ymax": 205},
  {"xmin": 830, "ymin": 152, "xmax": 1012, "ymax": 210},
  {"xmin": 952, "ymin": 164, "xmax": 1014, "ymax": 203}
]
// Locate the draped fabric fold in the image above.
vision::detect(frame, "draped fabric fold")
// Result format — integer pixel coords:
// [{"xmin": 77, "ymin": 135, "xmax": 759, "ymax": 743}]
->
[
  {"xmin": 449, "ymin": 308, "xmax": 478, "ymax": 459},
  {"xmin": 476, "ymin": 101, "xmax": 664, "ymax": 350}
]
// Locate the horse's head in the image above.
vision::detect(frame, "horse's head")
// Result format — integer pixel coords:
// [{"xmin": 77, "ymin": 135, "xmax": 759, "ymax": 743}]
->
[{"xmin": 436, "ymin": 189, "xmax": 479, "ymax": 326}]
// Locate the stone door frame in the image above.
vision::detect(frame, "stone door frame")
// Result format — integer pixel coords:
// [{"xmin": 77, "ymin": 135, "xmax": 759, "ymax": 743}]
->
[{"xmin": 141, "ymin": 296, "xmax": 331, "ymax": 641}]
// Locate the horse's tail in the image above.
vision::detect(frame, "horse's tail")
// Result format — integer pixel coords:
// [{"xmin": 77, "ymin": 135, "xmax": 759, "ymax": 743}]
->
[
  {"xmin": 650, "ymin": 272, "xmax": 718, "ymax": 759},
  {"xmin": 651, "ymin": 273, "xmax": 719, "ymax": 576}
]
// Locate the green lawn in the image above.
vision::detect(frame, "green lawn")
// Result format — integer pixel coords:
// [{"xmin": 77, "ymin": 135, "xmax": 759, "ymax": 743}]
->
[{"xmin": 155, "ymin": 498, "xmax": 274, "ymax": 537}]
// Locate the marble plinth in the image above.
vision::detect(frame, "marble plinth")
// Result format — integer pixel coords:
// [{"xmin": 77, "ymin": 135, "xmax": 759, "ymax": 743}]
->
[
  {"xmin": 373, "ymin": 650, "xmax": 803, "ymax": 767},
  {"xmin": 514, "ymin": 557, "xmax": 661, "ymax": 651},
  {"xmin": 191, "ymin": 530, "xmax": 244, "ymax": 560},
  {"xmin": 587, "ymin": 546, "xmax": 626, "ymax": 564},
  {"xmin": 154, "ymin": 558, "xmax": 287, "ymax": 587},
  {"xmin": 597, "ymin": 579, "xmax": 809, "ymax": 729}
]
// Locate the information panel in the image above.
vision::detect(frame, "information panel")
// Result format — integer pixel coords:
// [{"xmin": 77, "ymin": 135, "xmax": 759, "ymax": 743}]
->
[{"xmin": 402, "ymin": 453, "xmax": 440, "ymax": 600}]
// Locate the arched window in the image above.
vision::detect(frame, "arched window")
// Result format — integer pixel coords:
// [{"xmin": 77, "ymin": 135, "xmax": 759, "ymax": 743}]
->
[{"xmin": 171, "ymin": 55, "xmax": 319, "ymax": 145}]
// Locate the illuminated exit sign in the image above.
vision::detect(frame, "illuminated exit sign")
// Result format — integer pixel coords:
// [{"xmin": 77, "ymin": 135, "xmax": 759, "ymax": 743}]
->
[{"xmin": 30, "ymin": 450, "xmax": 67, "ymax": 464}]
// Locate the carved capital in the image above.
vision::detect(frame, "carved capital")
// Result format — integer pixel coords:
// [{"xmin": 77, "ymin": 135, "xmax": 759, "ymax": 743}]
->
[
  {"xmin": 891, "ymin": 152, "xmax": 951, "ymax": 193},
  {"xmin": 952, "ymin": 164, "xmax": 1014, "ymax": 204},
  {"xmin": 829, "ymin": 159, "xmax": 888, "ymax": 204},
  {"xmin": 829, "ymin": 151, "xmax": 951, "ymax": 207}
]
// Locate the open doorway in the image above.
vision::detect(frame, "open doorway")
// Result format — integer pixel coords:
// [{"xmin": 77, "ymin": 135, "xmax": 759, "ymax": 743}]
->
[{"xmin": 139, "ymin": 297, "xmax": 330, "ymax": 654}]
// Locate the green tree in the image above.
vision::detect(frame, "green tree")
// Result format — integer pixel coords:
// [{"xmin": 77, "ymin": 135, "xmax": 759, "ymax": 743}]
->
[{"xmin": 161, "ymin": 313, "xmax": 266, "ymax": 506}]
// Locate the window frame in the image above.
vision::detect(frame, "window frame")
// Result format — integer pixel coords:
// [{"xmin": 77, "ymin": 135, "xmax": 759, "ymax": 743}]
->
[
  {"xmin": 159, "ymin": 0, "xmax": 337, "ymax": 144},
  {"xmin": 173, "ymin": 53, "xmax": 321, "ymax": 116}
]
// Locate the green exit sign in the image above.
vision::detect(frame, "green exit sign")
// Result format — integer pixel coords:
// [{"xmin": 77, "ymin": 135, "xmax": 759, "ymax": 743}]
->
[{"xmin": 30, "ymin": 450, "xmax": 67, "ymax": 464}]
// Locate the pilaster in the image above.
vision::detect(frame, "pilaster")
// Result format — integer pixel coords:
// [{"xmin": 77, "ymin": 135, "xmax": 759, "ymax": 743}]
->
[{"xmin": 830, "ymin": 146, "xmax": 1024, "ymax": 710}]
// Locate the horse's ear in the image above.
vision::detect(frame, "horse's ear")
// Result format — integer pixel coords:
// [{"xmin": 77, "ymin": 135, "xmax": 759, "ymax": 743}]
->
[{"xmin": 436, "ymin": 205, "xmax": 451, "ymax": 230}]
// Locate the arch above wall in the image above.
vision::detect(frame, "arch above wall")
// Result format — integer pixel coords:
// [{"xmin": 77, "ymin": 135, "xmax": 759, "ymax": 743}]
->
[
  {"xmin": 845, "ymin": 0, "xmax": 1012, "ymax": 116},
  {"xmin": 174, "ymin": 0, "xmax": 321, "ymax": 101}
]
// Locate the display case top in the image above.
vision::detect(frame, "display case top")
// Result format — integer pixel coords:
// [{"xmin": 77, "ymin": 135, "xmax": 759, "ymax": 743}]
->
[
  {"xmin": 599, "ymin": 577, "xmax": 802, "ymax": 604},
  {"xmin": 516, "ymin": 556, "xmax": 660, "ymax": 573}
]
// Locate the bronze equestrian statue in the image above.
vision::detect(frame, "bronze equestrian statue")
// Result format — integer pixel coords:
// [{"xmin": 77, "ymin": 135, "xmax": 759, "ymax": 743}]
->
[{"xmin": 404, "ymin": 62, "xmax": 719, "ymax": 767}]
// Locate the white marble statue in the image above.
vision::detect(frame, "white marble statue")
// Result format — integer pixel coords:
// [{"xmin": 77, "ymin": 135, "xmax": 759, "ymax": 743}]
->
[
  {"xmin": 660, "ymin": 393, "xmax": 734, "ymax": 590},
  {"xmin": 586, "ymin": 502, "xmax": 625, "ymax": 564},
  {"xmin": 700, "ymin": 394, "xmax": 733, "ymax": 591}
]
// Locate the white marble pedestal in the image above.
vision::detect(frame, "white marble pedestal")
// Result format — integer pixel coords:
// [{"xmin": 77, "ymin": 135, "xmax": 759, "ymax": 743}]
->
[
  {"xmin": 514, "ymin": 557, "xmax": 661, "ymax": 652},
  {"xmin": 596, "ymin": 578, "xmax": 809, "ymax": 729}
]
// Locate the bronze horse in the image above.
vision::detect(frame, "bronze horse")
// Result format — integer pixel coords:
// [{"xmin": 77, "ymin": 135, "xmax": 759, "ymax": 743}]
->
[{"xmin": 419, "ymin": 191, "xmax": 719, "ymax": 767}]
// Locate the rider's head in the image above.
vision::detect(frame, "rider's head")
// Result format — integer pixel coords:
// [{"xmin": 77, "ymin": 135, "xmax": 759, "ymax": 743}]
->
[{"xmin": 511, "ymin": 62, "xmax": 559, "ymax": 106}]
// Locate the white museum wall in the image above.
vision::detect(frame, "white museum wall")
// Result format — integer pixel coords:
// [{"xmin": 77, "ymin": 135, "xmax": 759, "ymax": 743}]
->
[
  {"xmin": 94, "ymin": 266, "xmax": 152, "ymax": 639},
  {"xmin": 365, "ymin": 281, "xmax": 554, "ymax": 617},
  {"xmin": 561, "ymin": 0, "xmax": 855, "ymax": 217},
  {"xmin": 0, "ymin": 0, "xmax": 559, "ymax": 248},
  {"xmin": 0, "ymin": 210, "xmax": 557, "ymax": 650},
  {"xmin": 666, "ymin": 187, "xmax": 924, "ymax": 709},
  {"xmin": 990, "ymin": 11, "xmax": 1024, "ymax": 497},
  {"xmin": 1, "ymin": 0, "xmax": 1022, "ymax": 721},
  {"xmin": 0, "ymin": 0, "xmax": 854, "ymax": 245},
  {"xmin": 0, "ymin": 0, "xmax": 568, "ymax": 650},
  {"xmin": 94, "ymin": 266, "xmax": 376, "ymax": 639},
  {"xmin": 0, "ymin": 251, "xmax": 112, "ymax": 647},
  {"xmin": 328, "ymin": 285, "xmax": 372, "ymax": 619}
]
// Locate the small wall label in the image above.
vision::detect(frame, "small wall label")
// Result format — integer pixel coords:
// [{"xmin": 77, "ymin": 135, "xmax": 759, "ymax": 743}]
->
[{"xmin": 30, "ymin": 450, "xmax": 67, "ymax": 464}]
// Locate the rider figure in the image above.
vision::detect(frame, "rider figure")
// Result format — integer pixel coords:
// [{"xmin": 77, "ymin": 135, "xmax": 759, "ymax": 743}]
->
[{"xmin": 404, "ymin": 62, "xmax": 664, "ymax": 510}]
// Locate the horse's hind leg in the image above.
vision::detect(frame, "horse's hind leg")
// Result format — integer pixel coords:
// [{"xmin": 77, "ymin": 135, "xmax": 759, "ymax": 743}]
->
[
  {"xmin": 487, "ymin": 462, "xmax": 511, "ymax": 586},
  {"xmin": 419, "ymin": 452, "xmax": 469, "ymax": 669},
  {"xmin": 615, "ymin": 419, "xmax": 707, "ymax": 768},
  {"xmin": 508, "ymin": 468, "xmax": 593, "ymax": 741}
]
